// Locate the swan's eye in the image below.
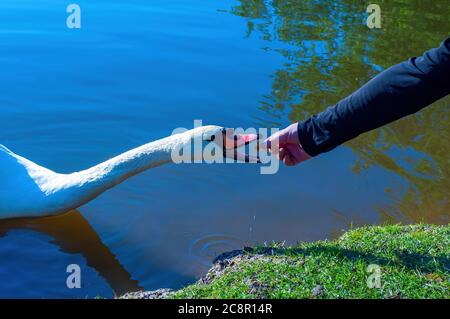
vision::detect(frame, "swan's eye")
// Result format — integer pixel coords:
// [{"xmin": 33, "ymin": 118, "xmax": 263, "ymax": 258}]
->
[
  {"xmin": 204, "ymin": 134, "xmax": 216, "ymax": 142},
  {"xmin": 204, "ymin": 130, "xmax": 225, "ymax": 143}
]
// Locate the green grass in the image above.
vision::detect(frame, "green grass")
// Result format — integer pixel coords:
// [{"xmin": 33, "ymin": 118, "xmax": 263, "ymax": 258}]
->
[{"xmin": 173, "ymin": 224, "xmax": 449, "ymax": 299}]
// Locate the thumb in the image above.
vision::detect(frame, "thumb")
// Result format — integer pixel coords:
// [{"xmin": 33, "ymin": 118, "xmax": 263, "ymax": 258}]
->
[
  {"xmin": 262, "ymin": 127, "xmax": 290, "ymax": 154},
  {"xmin": 262, "ymin": 130, "xmax": 282, "ymax": 154}
]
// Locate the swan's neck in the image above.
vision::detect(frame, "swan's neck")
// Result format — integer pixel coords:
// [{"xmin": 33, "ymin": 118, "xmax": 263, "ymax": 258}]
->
[{"xmin": 63, "ymin": 132, "xmax": 190, "ymax": 207}]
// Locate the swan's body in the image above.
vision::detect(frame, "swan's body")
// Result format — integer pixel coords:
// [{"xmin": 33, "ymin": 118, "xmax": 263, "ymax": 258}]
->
[{"xmin": 0, "ymin": 125, "xmax": 243, "ymax": 219}]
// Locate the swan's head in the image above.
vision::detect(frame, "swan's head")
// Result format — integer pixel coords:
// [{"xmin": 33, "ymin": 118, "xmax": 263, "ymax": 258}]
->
[{"xmin": 173, "ymin": 125, "xmax": 260, "ymax": 163}]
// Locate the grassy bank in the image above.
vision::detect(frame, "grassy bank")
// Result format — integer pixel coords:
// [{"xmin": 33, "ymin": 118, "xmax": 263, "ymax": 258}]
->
[{"xmin": 171, "ymin": 224, "xmax": 449, "ymax": 299}]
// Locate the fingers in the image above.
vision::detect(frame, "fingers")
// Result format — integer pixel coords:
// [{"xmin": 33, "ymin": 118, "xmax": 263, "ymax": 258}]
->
[
  {"xmin": 279, "ymin": 147, "xmax": 286, "ymax": 161},
  {"xmin": 278, "ymin": 144, "xmax": 310, "ymax": 166},
  {"xmin": 284, "ymin": 144, "xmax": 298, "ymax": 166},
  {"xmin": 278, "ymin": 147, "xmax": 295, "ymax": 166},
  {"xmin": 284, "ymin": 156, "xmax": 295, "ymax": 166},
  {"xmin": 262, "ymin": 131, "xmax": 282, "ymax": 154},
  {"xmin": 262, "ymin": 125, "xmax": 294, "ymax": 154},
  {"xmin": 260, "ymin": 123, "xmax": 311, "ymax": 167}
]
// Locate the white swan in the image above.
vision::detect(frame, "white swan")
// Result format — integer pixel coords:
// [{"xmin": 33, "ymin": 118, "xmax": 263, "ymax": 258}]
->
[{"xmin": 0, "ymin": 126, "xmax": 259, "ymax": 219}]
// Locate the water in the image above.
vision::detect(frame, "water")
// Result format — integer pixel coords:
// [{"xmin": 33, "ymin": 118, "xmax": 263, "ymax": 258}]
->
[{"xmin": 0, "ymin": 0, "xmax": 448, "ymax": 298}]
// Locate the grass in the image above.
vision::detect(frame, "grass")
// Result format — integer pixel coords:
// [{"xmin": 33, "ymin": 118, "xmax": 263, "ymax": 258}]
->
[{"xmin": 173, "ymin": 224, "xmax": 449, "ymax": 299}]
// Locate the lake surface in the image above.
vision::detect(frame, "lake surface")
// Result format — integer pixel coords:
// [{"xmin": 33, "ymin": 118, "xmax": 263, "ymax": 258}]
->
[{"xmin": 0, "ymin": 0, "xmax": 448, "ymax": 298}]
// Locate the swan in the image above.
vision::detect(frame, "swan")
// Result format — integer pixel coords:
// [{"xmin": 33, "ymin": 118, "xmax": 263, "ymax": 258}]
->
[{"xmin": 0, "ymin": 126, "xmax": 259, "ymax": 219}]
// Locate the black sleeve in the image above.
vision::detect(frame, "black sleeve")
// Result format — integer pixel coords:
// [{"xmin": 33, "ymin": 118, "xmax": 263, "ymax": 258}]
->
[{"xmin": 297, "ymin": 37, "xmax": 450, "ymax": 157}]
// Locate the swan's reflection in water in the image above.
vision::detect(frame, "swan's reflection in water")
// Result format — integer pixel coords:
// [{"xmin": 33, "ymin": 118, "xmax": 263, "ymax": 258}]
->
[{"xmin": 0, "ymin": 210, "xmax": 142, "ymax": 296}]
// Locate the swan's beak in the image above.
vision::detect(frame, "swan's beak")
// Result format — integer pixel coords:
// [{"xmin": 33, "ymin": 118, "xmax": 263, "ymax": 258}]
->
[{"xmin": 221, "ymin": 128, "xmax": 261, "ymax": 163}]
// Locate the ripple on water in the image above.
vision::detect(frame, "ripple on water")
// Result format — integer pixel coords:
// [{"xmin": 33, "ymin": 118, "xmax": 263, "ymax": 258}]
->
[{"xmin": 189, "ymin": 234, "xmax": 244, "ymax": 268}]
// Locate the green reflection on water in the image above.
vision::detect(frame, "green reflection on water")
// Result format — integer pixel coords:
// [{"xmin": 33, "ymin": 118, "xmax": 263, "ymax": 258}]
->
[{"xmin": 230, "ymin": 0, "xmax": 450, "ymax": 223}]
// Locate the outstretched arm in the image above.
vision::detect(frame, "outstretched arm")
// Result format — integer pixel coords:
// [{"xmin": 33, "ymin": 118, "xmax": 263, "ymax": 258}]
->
[{"xmin": 265, "ymin": 38, "xmax": 450, "ymax": 165}]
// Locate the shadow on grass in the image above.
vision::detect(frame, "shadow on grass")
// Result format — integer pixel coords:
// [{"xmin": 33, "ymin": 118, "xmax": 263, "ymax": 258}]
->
[{"xmin": 215, "ymin": 245, "xmax": 450, "ymax": 275}]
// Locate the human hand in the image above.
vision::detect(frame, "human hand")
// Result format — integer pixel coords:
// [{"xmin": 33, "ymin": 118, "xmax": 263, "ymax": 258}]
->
[{"xmin": 262, "ymin": 123, "xmax": 311, "ymax": 166}]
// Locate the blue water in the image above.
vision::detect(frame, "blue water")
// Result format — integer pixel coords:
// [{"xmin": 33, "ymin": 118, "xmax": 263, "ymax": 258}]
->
[{"xmin": 0, "ymin": 0, "xmax": 448, "ymax": 298}]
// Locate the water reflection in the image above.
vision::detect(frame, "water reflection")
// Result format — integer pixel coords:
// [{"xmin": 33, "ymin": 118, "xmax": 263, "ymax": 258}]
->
[
  {"xmin": 0, "ymin": 210, "xmax": 141, "ymax": 296},
  {"xmin": 229, "ymin": 0, "xmax": 450, "ymax": 224},
  {"xmin": 0, "ymin": 0, "xmax": 448, "ymax": 297}
]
